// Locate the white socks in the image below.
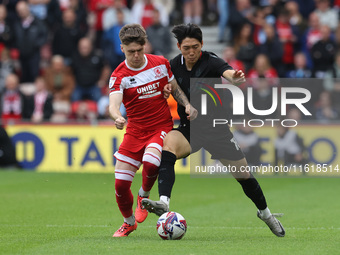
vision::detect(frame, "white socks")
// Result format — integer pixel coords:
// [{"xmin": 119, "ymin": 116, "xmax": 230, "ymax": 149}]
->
[
  {"xmin": 160, "ymin": 195, "xmax": 170, "ymax": 207},
  {"xmin": 138, "ymin": 187, "xmax": 150, "ymax": 198},
  {"xmin": 124, "ymin": 215, "xmax": 135, "ymax": 225},
  {"xmin": 260, "ymin": 207, "xmax": 272, "ymax": 219}
]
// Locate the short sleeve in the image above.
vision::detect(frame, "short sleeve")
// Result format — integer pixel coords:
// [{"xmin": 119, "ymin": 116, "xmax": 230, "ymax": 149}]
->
[
  {"xmin": 165, "ymin": 58, "xmax": 174, "ymax": 82},
  {"xmin": 109, "ymin": 72, "xmax": 124, "ymax": 95},
  {"xmin": 210, "ymin": 54, "xmax": 233, "ymax": 77}
]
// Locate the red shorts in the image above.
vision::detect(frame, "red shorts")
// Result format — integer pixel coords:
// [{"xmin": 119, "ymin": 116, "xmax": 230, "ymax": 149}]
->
[{"xmin": 114, "ymin": 125, "xmax": 173, "ymax": 169}]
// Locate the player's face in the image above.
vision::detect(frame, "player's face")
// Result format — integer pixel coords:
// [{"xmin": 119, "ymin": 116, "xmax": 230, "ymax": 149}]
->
[
  {"xmin": 121, "ymin": 42, "xmax": 145, "ymax": 69},
  {"xmin": 178, "ymin": 38, "xmax": 203, "ymax": 66}
]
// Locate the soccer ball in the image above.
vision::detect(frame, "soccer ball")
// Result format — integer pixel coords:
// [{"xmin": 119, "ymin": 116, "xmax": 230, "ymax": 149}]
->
[{"xmin": 157, "ymin": 211, "xmax": 187, "ymax": 240}]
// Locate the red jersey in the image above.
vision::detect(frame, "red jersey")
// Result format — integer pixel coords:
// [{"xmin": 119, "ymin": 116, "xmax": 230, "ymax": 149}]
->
[{"xmin": 109, "ymin": 54, "xmax": 174, "ymax": 130}]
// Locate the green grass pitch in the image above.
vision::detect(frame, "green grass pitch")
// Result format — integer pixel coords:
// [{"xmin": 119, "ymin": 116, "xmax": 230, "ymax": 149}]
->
[{"xmin": 1, "ymin": 171, "xmax": 339, "ymax": 255}]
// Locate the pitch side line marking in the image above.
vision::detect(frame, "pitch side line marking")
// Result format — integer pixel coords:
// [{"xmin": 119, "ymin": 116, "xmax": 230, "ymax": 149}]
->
[{"xmin": 1, "ymin": 224, "xmax": 340, "ymax": 230}]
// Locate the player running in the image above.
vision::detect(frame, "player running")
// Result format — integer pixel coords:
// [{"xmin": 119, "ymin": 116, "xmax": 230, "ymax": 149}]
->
[
  {"xmin": 109, "ymin": 24, "xmax": 197, "ymax": 237},
  {"xmin": 142, "ymin": 24, "xmax": 285, "ymax": 237}
]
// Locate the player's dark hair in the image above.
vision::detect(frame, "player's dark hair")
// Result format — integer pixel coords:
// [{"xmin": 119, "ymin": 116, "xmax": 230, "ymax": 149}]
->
[
  {"xmin": 119, "ymin": 23, "xmax": 147, "ymax": 46},
  {"xmin": 172, "ymin": 23, "xmax": 203, "ymax": 45}
]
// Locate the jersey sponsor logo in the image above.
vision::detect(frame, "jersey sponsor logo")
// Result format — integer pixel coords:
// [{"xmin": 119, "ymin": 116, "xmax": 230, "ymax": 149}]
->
[
  {"xmin": 109, "ymin": 77, "xmax": 117, "ymax": 88},
  {"xmin": 137, "ymin": 82, "xmax": 161, "ymax": 99}
]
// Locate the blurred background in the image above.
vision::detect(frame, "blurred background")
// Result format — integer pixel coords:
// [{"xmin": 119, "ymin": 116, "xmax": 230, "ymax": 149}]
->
[{"xmin": 0, "ymin": 0, "xmax": 339, "ymax": 172}]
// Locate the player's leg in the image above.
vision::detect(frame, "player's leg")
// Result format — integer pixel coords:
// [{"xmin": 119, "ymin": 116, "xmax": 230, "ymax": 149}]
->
[
  {"xmin": 113, "ymin": 160, "xmax": 139, "ymax": 237},
  {"xmin": 142, "ymin": 129, "xmax": 191, "ymax": 216},
  {"xmin": 135, "ymin": 146, "xmax": 162, "ymax": 223},
  {"xmin": 220, "ymin": 157, "xmax": 285, "ymax": 237}
]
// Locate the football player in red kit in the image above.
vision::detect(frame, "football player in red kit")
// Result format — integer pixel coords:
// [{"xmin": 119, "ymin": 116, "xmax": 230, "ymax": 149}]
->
[{"xmin": 109, "ymin": 24, "xmax": 197, "ymax": 237}]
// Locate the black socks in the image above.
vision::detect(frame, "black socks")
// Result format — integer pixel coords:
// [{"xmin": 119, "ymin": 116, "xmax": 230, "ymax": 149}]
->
[
  {"xmin": 158, "ymin": 151, "xmax": 177, "ymax": 198},
  {"xmin": 238, "ymin": 174, "xmax": 267, "ymax": 210}
]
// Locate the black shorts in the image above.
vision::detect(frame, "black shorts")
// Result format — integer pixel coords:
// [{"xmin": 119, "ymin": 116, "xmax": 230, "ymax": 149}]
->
[{"xmin": 173, "ymin": 123, "xmax": 245, "ymax": 161}]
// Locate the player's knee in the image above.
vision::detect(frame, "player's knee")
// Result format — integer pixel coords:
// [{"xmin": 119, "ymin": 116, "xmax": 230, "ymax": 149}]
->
[{"xmin": 142, "ymin": 152, "xmax": 161, "ymax": 167}]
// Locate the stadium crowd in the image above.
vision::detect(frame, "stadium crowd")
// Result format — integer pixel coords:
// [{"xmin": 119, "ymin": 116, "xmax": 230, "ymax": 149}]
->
[{"xmin": 0, "ymin": 0, "xmax": 339, "ymax": 125}]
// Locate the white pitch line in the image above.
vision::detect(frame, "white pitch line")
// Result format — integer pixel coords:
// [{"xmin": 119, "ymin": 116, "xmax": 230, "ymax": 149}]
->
[{"xmin": 1, "ymin": 224, "xmax": 340, "ymax": 231}]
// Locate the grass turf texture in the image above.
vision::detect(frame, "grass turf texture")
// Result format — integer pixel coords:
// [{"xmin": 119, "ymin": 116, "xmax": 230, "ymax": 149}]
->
[{"xmin": 0, "ymin": 171, "xmax": 339, "ymax": 255}]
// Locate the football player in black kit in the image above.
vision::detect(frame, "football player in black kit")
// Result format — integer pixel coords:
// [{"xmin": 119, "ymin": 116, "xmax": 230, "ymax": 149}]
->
[{"xmin": 142, "ymin": 24, "xmax": 285, "ymax": 237}]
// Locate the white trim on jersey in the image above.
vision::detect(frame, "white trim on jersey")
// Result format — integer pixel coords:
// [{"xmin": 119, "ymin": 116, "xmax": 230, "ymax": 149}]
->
[
  {"xmin": 138, "ymin": 91, "xmax": 161, "ymax": 99},
  {"xmin": 115, "ymin": 169, "xmax": 136, "ymax": 182},
  {"xmin": 114, "ymin": 152, "xmax": 142, "ymax": 168},
  {"xmin": 121, "ymin": 64, "xmax": 172, "ymax": 90},
  {"xmin": 125, "ymin": 55, "xmax": 148, "ymax": 71},
  {"xmin": 146, "ymin": 143, "xmax": 162, "ymax": 154},
  {"xmin": 109, "ymin": 90, "xmax": 123, "ymax": 96}
]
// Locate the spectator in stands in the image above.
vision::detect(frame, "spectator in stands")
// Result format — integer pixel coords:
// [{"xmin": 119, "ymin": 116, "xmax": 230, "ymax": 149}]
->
[
  {"xmin": 69, "ymin": 0, "xmax": 88, "ymax": 37},
  {"xmin": 13, "ymin": 1, "xmax": 48, "ymax": 82},
  {"xmin": 44, "ymin": 55, "xmax": 75, "ymax": 102},
  {"xmin": 0, "ymin": 0, "xmax": 20, "ymax": 24},
  {"xmin": 246, "ymin": 76, "xmax": 278, "ymax": 119},
  {"xmin": 286, "ymin": 52, "xmax": 312, "ymax": 78},
  {"xmin": 274, "ymin": 125, "xmax": 308, "ymax": 167},
  {"xmin": 247, "ymin": 54, "xmax": 278, "ymax": 87},
  {"xmin": 301, "ymin": 12, "xmax": 322, "ymax": 69},
  {"xmin": 229, "ymin": 0, "xmax": 254, "ymax": 38},
  {"xmin": 88, "ymin": 0, "xmax": 113, "ymax": 49},
  {"xmin": 102, "ymin": 0, "xmax": 131, "ymax": 31},
  {"xmin": 0, "ymin": 73, "xmax": 30, "ymax": 121},
  {"xmin": 0, "ymin": 48, "xmax": 15, "ymax": 92},
  {"xmin": 275, "ymin": 7, "xmax": 296, "ymax": 73},
  {"xmin": 285, "ymin": 0, "xmax": 308, "ymax": 52},
  {"xmin": 45, "ymin": 0, "xmax": 62, "ymax": 31},
  {"xmin": 315, "ymin": 91, "xmax": 338, "ymax": 122},
  {"xmin": 310, "ymin": 24, "xmax": 336, "ymax": 78},
  {"xmin": 26, "ymin": 76, "xmax": 53, "ymax": 123},
  {"xmin": 52, "ymin": 8, "xmax": 84, "ymax": 65},
  {"xmin": 181, "ymin": 0, "xmax": 203, "ymax": 25},
  {"xmin": 259, "ymin": 23, "xmax": 284, "ymax": 76},
  {"xmin": 293, "ymin": 0, "xmax": 315, "ymax": 20},
  {"xmin": 70, "ymin": 99, "xmax": 98, "ymax": 121},
  {"xmin": 102, "ymin": 8, "xmax": 125, "ymax": 70},
  {"xmin": 314, "ymin": 0, "xmax": 338, "ymax": 31},
  {"xmin": 71, "ymin": 37, "xmax": 104, "ymax": 102},
  {"xmin": 28, "ymin": 0, "xmax": 51, "ymax": 22},
  {"xmin": 146, "ymin": 9, "xmax": 172, "ymax": 59},
  {"xmin": 323, "ymin": 51, "xmax": 340, "ymax": 113},
  {"xmin": 49, "ymin": 92, "xmax": 71, "ymax": 123},
  {"xmin": 0, "ymin": 4, "xmax": 13, "ymax": 49},
  {"xmin": 233, "ymin": 22, "xmax": 258, "ymax": 72},
  {"xmin": 217, "ymin": 0, "xmax": 229, "ymax": 43},
  {"xmin": 233, "ymin": 124, "xmax": 262, "ymax": 166},
  {"xmin": 131, "ymin": 0, "xmax": 169, "ymax": 29},
  {"xmin": 222, "ymin": 45, "xmax": 245, "ymax": 72}
]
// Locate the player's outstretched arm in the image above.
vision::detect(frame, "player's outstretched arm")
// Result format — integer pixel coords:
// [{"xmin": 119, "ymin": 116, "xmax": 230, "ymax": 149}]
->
[
  {"xmin": 109, "ymin": 93, "xmax": 126, "ymax": 130},
  {"xmin": 169, "ymin": 79, "xmax": 198, "ymax": 121},
  {"xmin": 223, "ymin": 69, "xmax": 246, "ymax": 86}
]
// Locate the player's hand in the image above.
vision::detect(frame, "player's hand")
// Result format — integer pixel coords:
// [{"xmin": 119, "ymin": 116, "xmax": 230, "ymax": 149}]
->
[
  {"xmin": 115, "ymin": 116, "xmax": 126, "ymax": 130},
  {"xmin": 232, "ymin": 70, "xmax": 246, "ymax": 85},
  {"xmin": 185, "ymin": 104, "xmax": 198, "ymax": 121},
  {"xmin": 163, "ymin": 84, "xmax": 171, "ymax": 99}
]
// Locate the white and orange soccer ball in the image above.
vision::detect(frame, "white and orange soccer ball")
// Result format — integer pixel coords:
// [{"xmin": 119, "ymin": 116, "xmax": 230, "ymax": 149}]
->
[{"xmin": 157, "ymin": 211, "xmax": 187, "ymax": 240}]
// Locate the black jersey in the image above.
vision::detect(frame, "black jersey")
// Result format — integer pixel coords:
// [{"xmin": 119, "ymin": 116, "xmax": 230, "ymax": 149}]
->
[{"xmin": 170, "ymin": 51, "xmax": 233, "ymax": 125}]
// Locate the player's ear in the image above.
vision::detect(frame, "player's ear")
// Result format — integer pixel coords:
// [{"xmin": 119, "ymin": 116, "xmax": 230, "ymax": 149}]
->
[
  {"xmin": 177, "ymin": 42, "xmax": 180, "ymax": 50},
  {"xmin": 120, "ymin": 44, "xmax": 124, "ymax": 53}
]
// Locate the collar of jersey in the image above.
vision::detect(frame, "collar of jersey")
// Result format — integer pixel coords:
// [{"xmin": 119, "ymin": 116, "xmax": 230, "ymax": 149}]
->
[{"xmin": 125, "ymin": 55, "xmax": 148, "ymax": 71}]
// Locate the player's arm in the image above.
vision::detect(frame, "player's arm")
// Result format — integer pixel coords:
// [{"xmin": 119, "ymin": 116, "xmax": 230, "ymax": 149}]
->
[
  {"xmin": 169, "ymin": 79, "xmax": 198, "ymax": 121},
  {"xmin": 222, "ymin": 69, "xmax": 246, "ymax": 86},
  {"xmin": 109, "ymin": 92, "xmax": 126, "ymax": 130}
]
